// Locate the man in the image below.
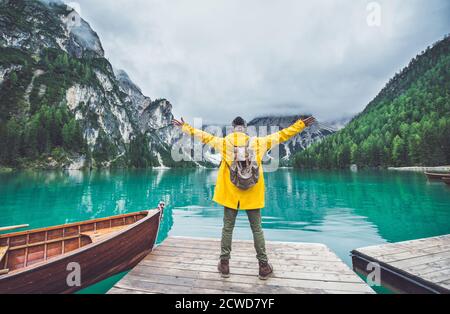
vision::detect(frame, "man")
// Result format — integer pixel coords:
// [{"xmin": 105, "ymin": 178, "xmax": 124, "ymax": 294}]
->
[{"xmin": 173, "ymin": 115, "xmax": 316, "ymax": 280}]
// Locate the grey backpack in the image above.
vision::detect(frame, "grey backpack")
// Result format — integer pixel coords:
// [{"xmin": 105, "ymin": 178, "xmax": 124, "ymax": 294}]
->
[{"xmin": 228, "ymin": 139, "xmax": 260, "ymax": 190}]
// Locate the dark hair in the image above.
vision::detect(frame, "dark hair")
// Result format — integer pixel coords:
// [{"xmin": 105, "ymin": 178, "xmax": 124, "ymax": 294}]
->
[{"xmin": 232, "ymin": 116, "xmax": 246, "ymax": 127}]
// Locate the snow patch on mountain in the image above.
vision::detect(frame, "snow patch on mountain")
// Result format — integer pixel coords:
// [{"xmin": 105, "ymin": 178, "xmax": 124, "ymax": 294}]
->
[{"xmin": 0, "ymin": 65, "xmax": 22, "ymax": 85}]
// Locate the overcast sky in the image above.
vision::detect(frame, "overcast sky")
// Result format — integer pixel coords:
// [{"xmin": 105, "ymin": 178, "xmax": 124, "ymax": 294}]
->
[{"xmin": 67, "ymin": 0, "xmax": 449, "ymax": 123}]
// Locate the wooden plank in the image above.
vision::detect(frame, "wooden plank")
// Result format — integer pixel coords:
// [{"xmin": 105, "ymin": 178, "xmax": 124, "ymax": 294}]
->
[
  {"xmin": 120, "ymin": 273, "xmax": 326, "ymax": 294},
  {"xmin": 116, "ymin": 277, "xmax": 245, "ymax": 294},
  {"xmin": 139, "ymin": 259, "xmax": 358, "ymax": 278},
  {"xmin": 152, "ymin": 246, "xmax": 342, "ymax": 262},
  {"xmin": 352, "ymin": 235, "xmax": 450, "ymax": 294},
  {"xmin": 7, "ymin": 235, "xmax": 80, "ymax": 251},
  {"xmin": 402, "ymin": 257, "xmax": 450, "ymax": 275},
  {"xmin": 389, "ymin": 251, "xmax": 450, "ymax": 269},
  {"xmin": 160, "ymin": 243, "xmax": 331, "ymax": 256},
  {"xmin": 159, "ymin": 240, "xmax": 330, "ymax": 251},
  {"xmin": 439, "ymin": 279, "xmax": 450, "ymax": 290},
  {"xmin": 363, "ymin": 244, "xmax": 450, "ymax": 262},
  {"xmin": 148, "ymin": 250, "xmax": 348, "ymax": 267},
  {"xmin": 141, "ymin": 254, "xmax": 354, "ymax": 274},
  {"xmin": 162, "ymin": 238, "xmax": 329, "ymax": 252},
  {"xmin": 165, "ymin": 236, "xmax": 327, "ymax": 246},
  {"xmin": 0, "ymin": 246, "xmax": 8, "ymax": 262},
  {"xmin": 122, "ymin": 268, "xmax": 371, "ymax": 294},
  {"xmin": 411, "ymin": 259, "xmax": 450, "ymax": 275},
  {"xmin": 110, "ymin": 237, "xmax": 373, "ymax": 294},
  {"xmin": 132, "ymin": 264, "xmax": 365, "ymax": 291},
  {"xmin": 357, "ymin": 235, "xmax": 450, "ymax": 257},
  {"xmin": 0, "ymin": 225, "xmax": 29, "ymax": 233},
  {"xmin": 158, "ymin": 242, "xmax": 336, "ymax": 256},
  {"xmin": 135, "ymin": 262, "xmax": 364, "ymax": 284},
  {"xmin": 421, "ymin": 268, "xmax": 450, "ymax": 284},
  {"xmin": 81, "ymin": 225, "xmax": 127, "ymax": 243},
  {"xmin": 164, "ymin": 237, "xmax": 329, "ymax": 250}
]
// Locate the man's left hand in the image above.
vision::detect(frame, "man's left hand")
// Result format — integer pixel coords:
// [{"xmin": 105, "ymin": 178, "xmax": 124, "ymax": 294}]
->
[{"xmin": 302, "ymin": 116, "xmax": 316, "ymax": 127}]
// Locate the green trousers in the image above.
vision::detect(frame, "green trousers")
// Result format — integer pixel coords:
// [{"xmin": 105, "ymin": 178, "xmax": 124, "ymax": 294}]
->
[{"xmin": 220, "ymin": 207, "xmax": 268, "ymax": 263}]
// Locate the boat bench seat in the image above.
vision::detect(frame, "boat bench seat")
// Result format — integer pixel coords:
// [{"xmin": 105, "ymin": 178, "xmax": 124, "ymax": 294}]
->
[
  {"xmin": 81, "ymin": 226, "xmax": 126, "ymax": 243},
  {"xmin": 0, "ymin": 246, "xmax": 8, "ymax": 272},
  {"xmin": 0, "ymin": 246, "xmax": 7, "ymax": 261}
]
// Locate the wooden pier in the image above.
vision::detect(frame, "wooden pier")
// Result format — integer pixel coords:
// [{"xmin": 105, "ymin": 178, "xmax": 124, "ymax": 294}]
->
[
  {"xmin": 108, "ymin": 237, "xmax": 374, "ymax": 294},
  {"xmin": 352, "ymin": 235, "xmax": 450, "ymax": 294}
]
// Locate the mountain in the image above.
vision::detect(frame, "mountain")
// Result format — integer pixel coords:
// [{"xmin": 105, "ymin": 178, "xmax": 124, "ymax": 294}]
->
[
  {"xmin": 0, "ymin": 0, "xmax": 338, "ymax": 170},
  {"xmin": 248, "ymin": 116, "xmax": 336, "ymax": 165},
  {"xmin": 294, "ymin": 35, "xmax": 450, "ymax": 169},
  {"xmin": 0, "ymin": 0, "xmax": 189, "ymax": 169}
]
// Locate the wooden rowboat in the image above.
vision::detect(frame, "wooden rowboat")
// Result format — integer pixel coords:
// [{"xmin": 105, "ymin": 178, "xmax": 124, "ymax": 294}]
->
[
  {"xmin": 0, "ymin": 203, "xmax": 164, "ymax": 294},
  {"xmin": 424, "ymin": 172, "xmax": 450, "ymax": 180}
]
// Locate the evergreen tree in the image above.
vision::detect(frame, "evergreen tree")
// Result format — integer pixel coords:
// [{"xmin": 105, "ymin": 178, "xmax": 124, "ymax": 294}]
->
[{"xmin": 294, "ymin": 36, "xmax": 450, "ymax": 169}]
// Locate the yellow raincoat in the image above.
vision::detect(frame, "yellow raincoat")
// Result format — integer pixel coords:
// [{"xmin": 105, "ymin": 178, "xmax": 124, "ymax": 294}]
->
[{"xmin": 182, "ymin": 119, "xmax": 306, "ymax": 210}]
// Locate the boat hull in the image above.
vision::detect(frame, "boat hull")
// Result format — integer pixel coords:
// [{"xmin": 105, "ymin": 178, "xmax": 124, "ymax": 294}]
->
[{"xmin": 0, "ymin": 210, "xmax": 161, "ymax": 294}]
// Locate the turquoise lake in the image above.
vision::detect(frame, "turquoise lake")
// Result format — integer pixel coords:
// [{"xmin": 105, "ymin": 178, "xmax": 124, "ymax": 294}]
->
[{"xmin": 1, "ymin": 169, "xmax": 449, "ymax": 293}]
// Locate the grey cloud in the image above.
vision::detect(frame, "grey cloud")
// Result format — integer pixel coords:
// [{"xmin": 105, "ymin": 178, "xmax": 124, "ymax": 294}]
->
[{"xmin": 69, "ymin": 0, "xmax": 450, "ymax": 124}]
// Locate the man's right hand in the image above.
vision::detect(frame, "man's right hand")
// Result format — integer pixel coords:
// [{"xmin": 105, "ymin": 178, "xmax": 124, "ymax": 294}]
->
[
  {"xmin": 172, "ymin": 117, "xmax": 185, "ymax": 128},
  {"xmin": 302, "ymin": 116, "xmax": 316, "ymax": 127}
]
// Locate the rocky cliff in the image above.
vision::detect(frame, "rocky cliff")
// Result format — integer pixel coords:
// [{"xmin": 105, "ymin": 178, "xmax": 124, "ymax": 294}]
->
[{"xmin": 0, "ymin": 0, "xmax": 183, "ymax": 169}]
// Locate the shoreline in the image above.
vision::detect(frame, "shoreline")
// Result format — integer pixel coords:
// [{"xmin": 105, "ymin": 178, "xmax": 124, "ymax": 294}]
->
[
  {"xmin": 3, "ymin": 165, "xmax": 450, "ymax": 173},
  {"xmin": 388, "ymin": 166, "xmax": 450, "ymax": 172}
]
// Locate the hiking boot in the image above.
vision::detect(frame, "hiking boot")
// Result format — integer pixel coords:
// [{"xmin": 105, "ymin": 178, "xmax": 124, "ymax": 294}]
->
[
  {"xmin": 258, "ymin": 261, "xmax": 273, "ymax": 280},
  {"xmin": 218, "ymin": 259, "xmax": 230, "ymax": 278}
]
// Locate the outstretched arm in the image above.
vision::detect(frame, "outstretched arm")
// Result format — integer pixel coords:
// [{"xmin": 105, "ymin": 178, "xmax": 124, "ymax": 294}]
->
[
  {"xmin": 173, "ymin": 118, "xmax": 224, "ymax": 151},
  {"xmin": 256, "ymin": 117, "xmax": 316, "ymax": 153}
]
